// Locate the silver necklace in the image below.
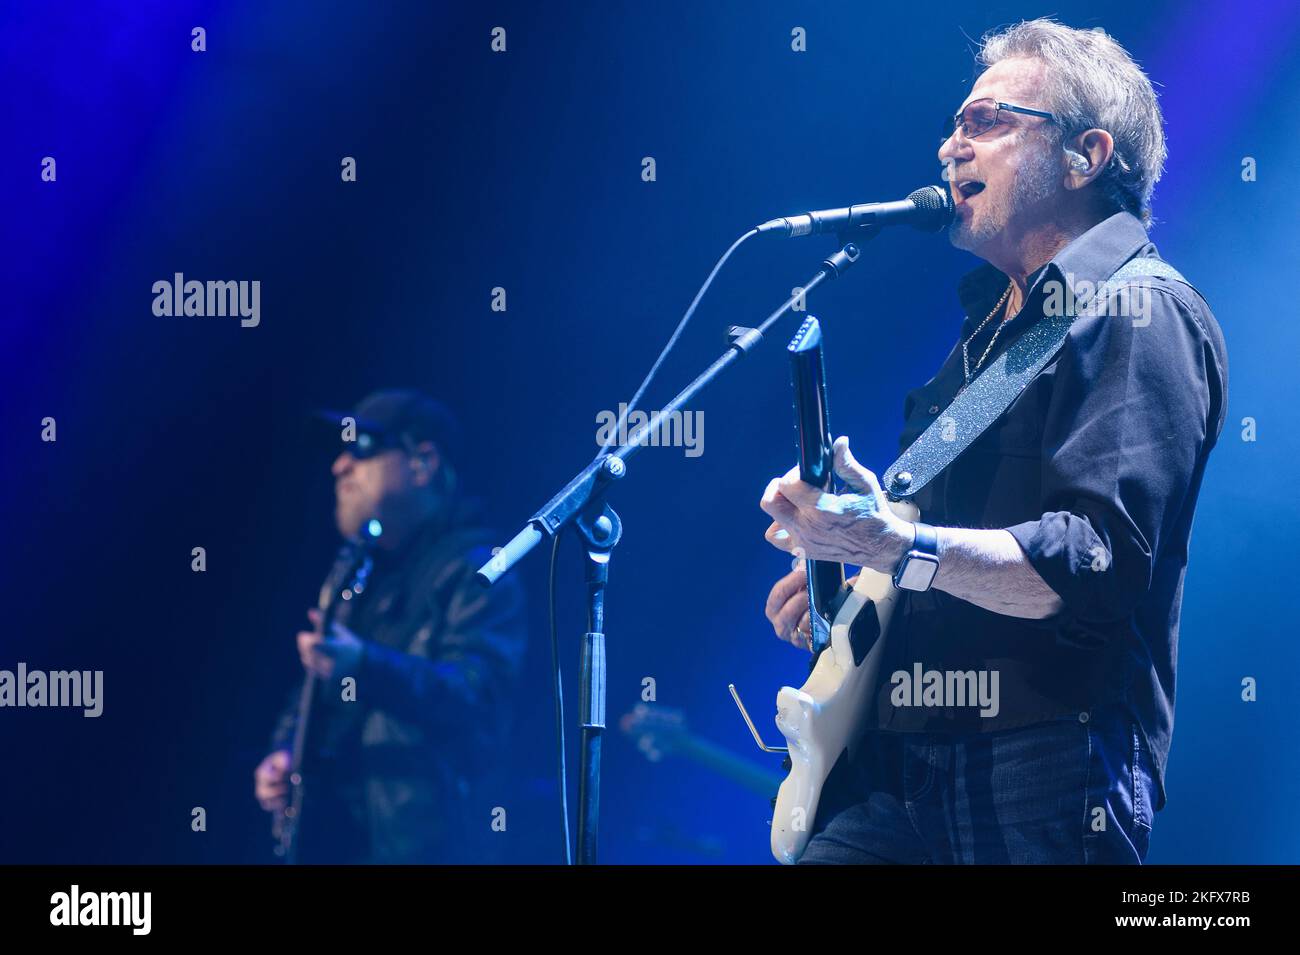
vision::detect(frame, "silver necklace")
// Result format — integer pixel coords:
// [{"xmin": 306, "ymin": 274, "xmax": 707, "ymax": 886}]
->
[{"xmin": 962, "ymin": 281, "xmax": 1015, "ymax": 384}]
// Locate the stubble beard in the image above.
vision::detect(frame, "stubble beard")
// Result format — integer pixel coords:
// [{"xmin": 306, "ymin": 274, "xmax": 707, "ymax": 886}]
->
[
  {"xmin": 335, "ymin": 498, "xmax": 367, "ymax": 540},
  {"xmin": 948, "ymin": 139, "xmax": 1061, "ymax": 253}
]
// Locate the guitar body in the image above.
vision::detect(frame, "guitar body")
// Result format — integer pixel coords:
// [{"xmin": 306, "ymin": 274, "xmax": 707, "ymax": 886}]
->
[{"xmin": 769, "ymin": 497, "xmax": 916, "ymax": 865}]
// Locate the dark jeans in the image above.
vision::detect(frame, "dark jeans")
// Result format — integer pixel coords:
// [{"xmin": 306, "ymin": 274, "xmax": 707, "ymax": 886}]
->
[{"xmin": 799, "ymin": 703, "xmax": 1156, "ymax": 864}]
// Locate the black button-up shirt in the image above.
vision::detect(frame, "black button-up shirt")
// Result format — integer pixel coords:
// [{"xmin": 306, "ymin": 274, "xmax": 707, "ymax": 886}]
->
[{"xmin": 869, "ymin": 212, "xmax": 1228, "ymax": 810}]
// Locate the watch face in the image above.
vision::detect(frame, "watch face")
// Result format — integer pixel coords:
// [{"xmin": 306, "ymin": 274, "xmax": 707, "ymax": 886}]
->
[{"xmin": 897, "ymin": 553, "xmax": 940, "ymax": 591}]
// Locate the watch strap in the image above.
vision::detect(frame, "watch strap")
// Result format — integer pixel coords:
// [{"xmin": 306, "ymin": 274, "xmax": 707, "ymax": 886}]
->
[{"xmin": 911, "ymin": 521, "xmax": 938, "ymax": 556}]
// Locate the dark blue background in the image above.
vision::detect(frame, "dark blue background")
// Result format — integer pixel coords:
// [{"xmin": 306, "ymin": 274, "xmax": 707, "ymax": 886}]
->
[{"xmin": 2, "ymin": 0, "xmax": 1296, "ymax": 863}]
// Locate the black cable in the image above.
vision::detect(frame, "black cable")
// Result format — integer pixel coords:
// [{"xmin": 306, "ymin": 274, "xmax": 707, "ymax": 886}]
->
[
  {"xmin": 595, "ymin": 227, "xmax": 760, "ymax": 457},
  {"xmin": 548, "ymin": 527, "xmax": 572, "ymax": 864}
]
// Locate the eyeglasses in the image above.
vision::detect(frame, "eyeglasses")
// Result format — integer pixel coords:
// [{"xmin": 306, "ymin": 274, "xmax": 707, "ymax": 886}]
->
[{"xmin": 942, "ymin": 98, "xmax": 1057, "ymax": 142}]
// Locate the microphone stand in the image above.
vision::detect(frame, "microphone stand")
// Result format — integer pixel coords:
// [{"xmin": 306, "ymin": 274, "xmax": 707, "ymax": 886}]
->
[{"xmin": 477, "ymin": 237, "xmax": 868, "ymax": 864}]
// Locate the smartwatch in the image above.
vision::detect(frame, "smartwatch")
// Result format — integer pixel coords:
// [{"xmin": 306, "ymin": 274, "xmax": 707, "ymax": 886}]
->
[{"xmin": 893, "ymin": 522, "xmax": 940, "ymax": 592}]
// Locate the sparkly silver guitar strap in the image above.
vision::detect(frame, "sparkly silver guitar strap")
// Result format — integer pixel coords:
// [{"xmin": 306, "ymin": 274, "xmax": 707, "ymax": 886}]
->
[{"xmin": 882, "ymin": 257, "xmax": 1189, "ymax": 500}]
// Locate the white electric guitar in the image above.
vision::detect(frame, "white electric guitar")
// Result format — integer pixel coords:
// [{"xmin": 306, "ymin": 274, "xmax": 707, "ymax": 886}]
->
[{"xmin": 731, "ymin": 316, "xmax": 916, "ymax": 864}]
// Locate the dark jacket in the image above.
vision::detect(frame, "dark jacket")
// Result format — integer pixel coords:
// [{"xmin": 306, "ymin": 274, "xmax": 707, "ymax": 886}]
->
[{"xmin": 270, "ymin": 500, "xmax": 526, "ymax": 862}]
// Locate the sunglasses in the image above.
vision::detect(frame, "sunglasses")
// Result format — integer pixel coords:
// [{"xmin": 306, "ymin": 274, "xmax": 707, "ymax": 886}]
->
[
  {"xmin": 943, "ymin": 98, "xmax": 1058, "ymax": 141},
  {"xmin": 344, "ymin": 429, "xmax": 409, "ymax": 460}
]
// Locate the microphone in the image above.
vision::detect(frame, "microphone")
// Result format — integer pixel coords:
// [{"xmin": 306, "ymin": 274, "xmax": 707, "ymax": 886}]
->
[{"xmin": 757, "ymin": 185, "xmax": 953, "ymax": 237}]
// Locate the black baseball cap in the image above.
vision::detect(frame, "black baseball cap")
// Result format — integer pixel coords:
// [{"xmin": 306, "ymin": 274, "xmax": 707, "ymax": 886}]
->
[{"xmin": 315, "ymin": 390, "xmax": 462, "ymax": 464}]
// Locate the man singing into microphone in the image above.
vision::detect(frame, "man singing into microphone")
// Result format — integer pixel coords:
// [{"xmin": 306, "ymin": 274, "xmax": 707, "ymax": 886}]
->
[
  {"xmin": 761, "ymin": 19, "xmax": 1227, "ymax": 863},
  {"xmin": 253, "ymin": 390, "xmax": 526, "ymax": 863}
]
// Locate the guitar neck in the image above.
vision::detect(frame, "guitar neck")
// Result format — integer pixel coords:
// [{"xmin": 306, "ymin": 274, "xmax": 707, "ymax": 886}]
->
[{"xmin": 788, "ymin": 317, "xmax": 845, "ymax": 649}]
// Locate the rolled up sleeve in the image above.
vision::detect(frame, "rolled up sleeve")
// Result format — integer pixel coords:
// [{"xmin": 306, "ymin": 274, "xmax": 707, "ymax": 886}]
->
[{"xmin": 1006, "ymin": 284, "xmax": 1215, "ymax": 627}]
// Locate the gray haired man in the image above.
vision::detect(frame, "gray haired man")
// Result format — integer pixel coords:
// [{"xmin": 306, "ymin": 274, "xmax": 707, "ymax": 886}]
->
[{"xmin": 761, "ymin": 19, "xmax": 1227, "ymax": 864}]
